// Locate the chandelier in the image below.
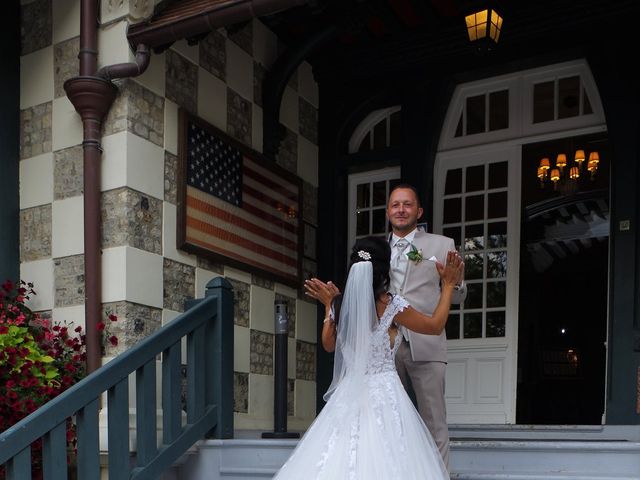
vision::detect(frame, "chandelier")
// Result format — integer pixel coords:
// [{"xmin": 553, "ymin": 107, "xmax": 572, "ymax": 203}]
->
[{"xmin": 537, "ymin": 149, "xmax": 600, "ymax": 190}]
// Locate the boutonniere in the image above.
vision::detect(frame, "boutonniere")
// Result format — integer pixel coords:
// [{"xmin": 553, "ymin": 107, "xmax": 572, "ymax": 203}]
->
[{"xmin": 406, "ymin": 244, "xmax": 423, "ymax": 264}]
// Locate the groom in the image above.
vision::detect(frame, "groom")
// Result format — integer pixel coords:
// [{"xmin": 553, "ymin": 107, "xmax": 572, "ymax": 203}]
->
[{"xmin": 387, "ymin": 184, "xmax": 466, "ymax": 469}]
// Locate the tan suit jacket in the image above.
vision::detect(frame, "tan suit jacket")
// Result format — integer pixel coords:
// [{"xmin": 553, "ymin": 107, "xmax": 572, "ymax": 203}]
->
[{"xmin": 393, "ymin": 230, "xmax": 467, "ymax": 362}]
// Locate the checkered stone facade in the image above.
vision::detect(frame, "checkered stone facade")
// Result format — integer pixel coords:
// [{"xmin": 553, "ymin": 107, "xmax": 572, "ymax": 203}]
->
[{"xmin": 18, "ymin": 1, "xmax": 319, "ymax": 431}]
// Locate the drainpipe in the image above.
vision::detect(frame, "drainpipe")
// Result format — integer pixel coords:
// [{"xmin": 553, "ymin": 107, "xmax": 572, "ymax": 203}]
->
[{"xmin": 64, "ymin": 0, "xmax": 150, "ymax": 374}]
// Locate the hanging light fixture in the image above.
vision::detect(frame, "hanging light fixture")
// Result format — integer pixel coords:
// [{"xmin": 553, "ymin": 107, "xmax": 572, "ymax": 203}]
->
[
  {"xmin": 465, "ymin": 2, "xmax": 504, "ymax": 53},
  {"xmin": 536, "ymin": 148, "xmax": 600, "ymax": 189}
]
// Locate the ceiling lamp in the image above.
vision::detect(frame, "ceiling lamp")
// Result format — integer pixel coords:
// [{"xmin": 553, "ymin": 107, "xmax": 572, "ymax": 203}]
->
[
  {"xmin": 465, "ymin": 4, "xmax": 503, "ymax": 52},
  {"xmin": 537, "ymin": 149, "xmax": 601, "ymax": 190}
]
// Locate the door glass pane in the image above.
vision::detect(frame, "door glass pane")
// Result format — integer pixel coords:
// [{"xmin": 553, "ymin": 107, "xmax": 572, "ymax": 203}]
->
[
  {"xmin": 466, "ymin": 194, "xmax": 484, "ymax": 222},
  {"xmin": 466, "ymin": 94, "xmax": 486, "ymax": 135},
  {"xmin": 466, "ymin": 165, "xmax": 485, "ymax": 192},
  {"xmin": 443, "ymin": 197, "xmax": 462, "ymax": 224},
  {"xmin": 558, "ymin": 76, "xmax": 580, "ymax": 119},
  {"xmin": 445, "ymin": 168, "xmax": 462, "ymax": 195},
  {"xmin": 389, "ymin": 110, "xmax": 401, "ymax": 146},
  {"xmin": 443, "ymin": 226, "xmax": 462, "ymax": 249},
  {"xmin": 356, "ymin": 210, "xmax": 370, "ymax": 236},
  {"xmin": 488, "ymin": 191, "xmax": 507, "ymax": 218},
  {"xmin": 533, "ymin": 81, "xmax": 554, "ymax": 123},
  {"xmin": 371, "ymin": 208, "xmax": 386, "ymax": 234},
  {"xmin": 487, "ymin": 251, "xmax": 507, "ymax": 278},
  {"xmin": 357, "ymin": 183, "xmax": 370, "ymax": 208},
  {"xmin": 358, "ymin": 132, "xmax": 371, "ymax": 152},
  {"xmin": 488, "ymin": 221, "xmax": 507, "ymax": 248},
  {"xmin": 463, "ymin": 312, "xmax": 483, "ymax": 338},
  {"xmin": 455, "ymin": 113, "xmax": 463, "ymax": 137},
  {"xmin": 488, "ymin": 161, "xmax": 508, "ymax": 189},
  {"xmin": 465, "ymin": 223, "xmax": 484, "ymax": 250},
  {"xmin": 486, "ymin": 281, "xmax": 506, "ymax": 307},
  {"xmin": 372, "ymin": 181, "xmax": 387, "ymax": 206},
  {"xmin": 583, "ymin": 88, "xmax": 593, "ymax": 114},
  {"xmin": 489, "ymin": 90, "xmax": 509, "ymax": 131},
  {"xmin": 466, "ymin": 283, "xmax": 483, "ymax": 309},
  {"xmin": 446, "ymin": 313, "xmax": 460, "ymax": 339},
  {"xmin": 373, "ymin": 119, "xmax": 387, "ymax": 149},
  {"xmin": 465, "ymin": 253, "xmax": 484, "ymax": 280},
  {"xmin": 486, "ymin": 311, "xmax": 506, "ymax": 337}
]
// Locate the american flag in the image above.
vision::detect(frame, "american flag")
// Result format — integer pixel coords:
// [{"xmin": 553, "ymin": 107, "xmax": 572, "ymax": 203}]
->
[{"xmin": 182, "ymin": 119, "xmax": 301, "ymax": 284}]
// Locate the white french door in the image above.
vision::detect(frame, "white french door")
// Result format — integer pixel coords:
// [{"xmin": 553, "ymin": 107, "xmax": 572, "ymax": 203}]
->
[
  {"xmin": 347, "ymin": 167, "xmax": 401, "ymax": 256},
  {"xmin": 434, "ymin": 145, "xmax": 521, "ymax": 424}
]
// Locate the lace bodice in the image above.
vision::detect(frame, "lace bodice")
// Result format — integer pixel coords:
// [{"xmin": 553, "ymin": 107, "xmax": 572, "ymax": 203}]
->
[{"xmin": 366, "ymin": 294, "xmax": 409, "ymax": 375}]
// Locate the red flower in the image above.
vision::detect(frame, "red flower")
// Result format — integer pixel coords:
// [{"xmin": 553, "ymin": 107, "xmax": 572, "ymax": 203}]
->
[
  {"xmin": 108, "ymin": 313, "xmax": 117, "ymax": 322},
  {"xmin": 108, "ymin": 335, "xmax": 118, "ymax": 346},
  {"xmin": 0, "ymin": 325, "xmax": 7, "ymax": 334},
  {"xmin": 96, "ymin": 322, "xmax": 106, "ymax": 332}
]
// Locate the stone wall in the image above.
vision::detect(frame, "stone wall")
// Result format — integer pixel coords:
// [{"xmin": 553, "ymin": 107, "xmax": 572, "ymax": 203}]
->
[{"xmin": 18, "ymin": 0, "xmax": 319, "ymax": 431}]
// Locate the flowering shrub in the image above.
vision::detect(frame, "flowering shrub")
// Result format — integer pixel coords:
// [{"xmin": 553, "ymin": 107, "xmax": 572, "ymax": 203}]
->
[{"xmin": 0, "ymin": 280, "xmax": 117, "ymax": 479}]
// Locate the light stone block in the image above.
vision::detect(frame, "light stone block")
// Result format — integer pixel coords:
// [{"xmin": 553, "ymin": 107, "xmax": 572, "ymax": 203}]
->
[
  {"xmin": 97, "ymin": 21, "xmax": 132, "ymax": 70},
  {"xmin": 20, "ymin": 47, "xmax": 54, "ymax": 109},
  {"xmin": 52, "ymin": 196, "xmax": 84, "ymax": 258},
  {"xmin": 21, "ymin": 259, "xmax": 54, "ymax": 311},
  {"xmin": 253, "ymin": 20, "xmax": 277, "ymax": 68},
  {"xmin": 195, "ymin": 267, "xmax": 218, "ymax": 298},
  {"xmin": 298, "ymin": 61, "xmax": 319, "ymax": 108},
  {"xmin": 102, "ymin": 246, "xmax": 163, "ymax": 308},
  {"xmin": 102, "ymin": 246, "xmax": 127, "ymax": 302},
  {"xmin": 101, "ymin": 131, "xmax": 127, "ymax": 189},
  {"xmin": 136, "ymin": 50, "xmax": 166, "ymax": 98},
  {"xmin": 101, "ymin": 132, "xmax": 164, "ymax": 199},
  {"xmin": 226, "ymin": 40, "xmax": 253, "ymax": 102},
  {"xmin": 279, "ymin": 86, "xmax": 299, "ymax": 133},
  {"xmin": 52, "ymin": 0, "xmax": 80, "ymax": 44},
  {"xmin": 288, "ymin": 337, "xmax": 296, "ymax": 380},
  {"xmin": 20, "ymin": 152, "xmax": 53, "ymax": 209},
  {"xmin": 164, "ymin": 99, "xmax": 179, "ymax": 155},
  {"xmin": 235, "ymin": 325, "xmax": 250, "ymax": 373},
  {"xmin": 197, "ymin": 68, "xmax": 227, "ymax": 131},
  {"xmin": 297, "ymin": 135, "xmax": 319, "ymax": 187},
  {"xmin": 295, "ymin": 299, "xmax": 317, "ymax": 343},
  {"xmin": 125, "ymin": 247, "xmax": 164, "ymax": 308},
  {"xmin": 252, "ymin": 104, "xmax": 263, "ymax": 153},
  {"xmin": 52, "ymin": 305, "xmax": 86, "ymax": 331},
  {"xmin": 274, "ymin": 283, "xmax": 297, "ymax": 298},
  {"xmin": 249, "ymin": 373, "xmax": 274, "ymax": 419},
  {"xmin": 52, "ymin": 96, "xmax": 82, "ymax": 151},
  {"xmin": 124, "ymin": 132, "xmax": 165, "ymax": 200},
  {"xmin": 224, "ymin": 266, "xmax": 252, "ymax": 284},
  {"xmin": 163, "ymin": 202, "xmax": 197, "ymax": 266},
  {"xmin": 172, "ymin": 39, "xmax": 199, "ymax": 66},
  {"xmin": 295, "ymin": 379, "xmax": 316, "ymax": 420},
  {"xmin": 250, "ymin": 285, "xmax": 275, "ymax": 333}
]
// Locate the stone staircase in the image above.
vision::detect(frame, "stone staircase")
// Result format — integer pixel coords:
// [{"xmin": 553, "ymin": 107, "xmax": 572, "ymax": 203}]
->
[{"xmin": 172, "ymin": 426, "xmax": 640, "ymax": 480}]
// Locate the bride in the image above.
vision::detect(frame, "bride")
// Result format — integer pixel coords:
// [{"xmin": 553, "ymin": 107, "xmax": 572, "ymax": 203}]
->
[{"xmin": 273, "ymin": 236, "xmax": 463, "ymax": 480}]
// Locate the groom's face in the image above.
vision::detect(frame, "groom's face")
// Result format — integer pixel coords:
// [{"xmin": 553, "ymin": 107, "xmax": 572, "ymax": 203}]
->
[{"xmin": 387, "ymin": 188, "xmax": 424, "ymax": 234}]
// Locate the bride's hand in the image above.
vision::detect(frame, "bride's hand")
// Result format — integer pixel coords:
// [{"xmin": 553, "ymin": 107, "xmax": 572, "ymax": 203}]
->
[
  {"xmin": 435, "ymin": 251, "xmax": 464, "ymax": 288},
  {"xmin": 304, "ymin": 278, "xmax": 340, "ymax": 308}
]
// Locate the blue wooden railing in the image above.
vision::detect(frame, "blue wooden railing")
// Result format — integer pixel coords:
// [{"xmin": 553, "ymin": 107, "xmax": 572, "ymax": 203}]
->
[{"xmin": 0, "ymin": 277, "xmax": 234, "ymax": 480}]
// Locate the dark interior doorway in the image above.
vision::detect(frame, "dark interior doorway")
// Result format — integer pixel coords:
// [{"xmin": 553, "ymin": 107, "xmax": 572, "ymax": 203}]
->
[{"xmin": 516, "ymin": 134, "xmax": 609, "ymax": 424}]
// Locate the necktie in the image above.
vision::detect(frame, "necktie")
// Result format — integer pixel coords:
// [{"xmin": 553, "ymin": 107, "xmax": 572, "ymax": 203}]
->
[{"xmin": 393, "ymin": 239, "xmax": 409, "ymax": 266}]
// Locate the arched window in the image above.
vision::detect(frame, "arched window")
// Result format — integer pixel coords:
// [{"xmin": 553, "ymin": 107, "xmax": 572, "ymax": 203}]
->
[{"xmin": 348, "ymin": 106, "xmax": 402, "ymax": 154}]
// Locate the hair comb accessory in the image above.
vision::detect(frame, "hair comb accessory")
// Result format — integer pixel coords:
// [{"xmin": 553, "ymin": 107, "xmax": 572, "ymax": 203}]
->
[{"xmin": 357, "ymin": 250, "xmax": 371, "ymax": 261}]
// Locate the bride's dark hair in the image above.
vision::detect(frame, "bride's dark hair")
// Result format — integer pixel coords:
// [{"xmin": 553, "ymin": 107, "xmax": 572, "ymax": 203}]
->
[{"xmin": 349, "ymin": 236, "xmax": 391, "ymax": 299}]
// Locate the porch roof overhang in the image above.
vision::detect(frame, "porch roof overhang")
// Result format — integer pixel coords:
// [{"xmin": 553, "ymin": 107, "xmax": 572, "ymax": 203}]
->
[{"xmin": 127, "ymin": 0, "xmax": 308, "ymax": 51}]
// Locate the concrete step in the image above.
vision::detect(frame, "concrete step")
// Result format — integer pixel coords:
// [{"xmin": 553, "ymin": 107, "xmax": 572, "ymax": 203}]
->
[{"xmin": 176, "ymin": 427, "xmax": 640, "ymax": 480}]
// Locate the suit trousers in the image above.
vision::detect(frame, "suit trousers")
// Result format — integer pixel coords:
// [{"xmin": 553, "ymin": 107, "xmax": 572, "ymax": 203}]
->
[{"xmin": 395, "ymin": 340, "xmax": 450, "ymax": 470}]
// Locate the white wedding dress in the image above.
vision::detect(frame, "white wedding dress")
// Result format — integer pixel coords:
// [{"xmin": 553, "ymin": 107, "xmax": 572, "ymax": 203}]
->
[{"xmin": 273, "ymin": 293, "xmax": 448, "ymax": 480}]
